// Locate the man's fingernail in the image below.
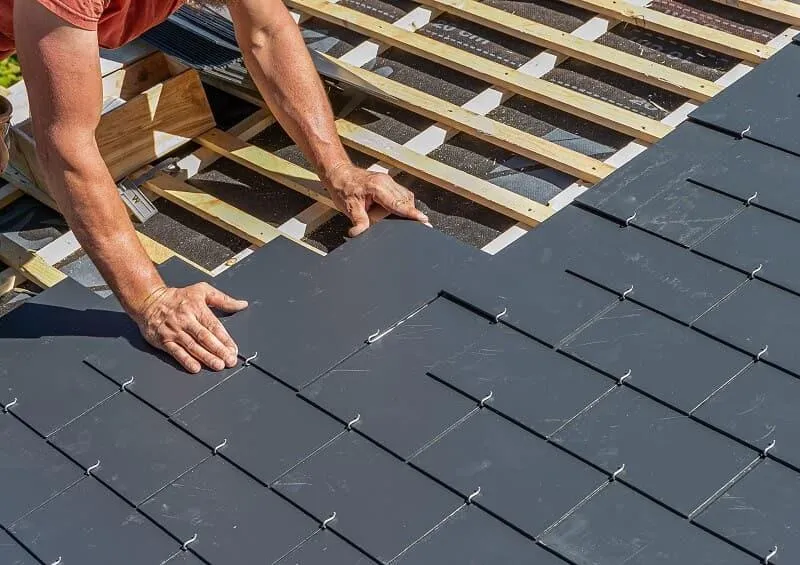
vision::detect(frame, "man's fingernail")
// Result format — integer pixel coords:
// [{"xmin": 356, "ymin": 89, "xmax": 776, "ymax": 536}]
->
[
  {"xmin": 424, "ymin": 221, "xmax": 433, "ymax": 228},
  {"xmin": 213, "ymin": 360, "xmax": 225, "ymax": 371}
]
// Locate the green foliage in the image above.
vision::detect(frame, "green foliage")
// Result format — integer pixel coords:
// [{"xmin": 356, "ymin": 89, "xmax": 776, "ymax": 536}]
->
[{"xmin": 0, "ymin": 55, "xmax": 21, "ymax": 88}]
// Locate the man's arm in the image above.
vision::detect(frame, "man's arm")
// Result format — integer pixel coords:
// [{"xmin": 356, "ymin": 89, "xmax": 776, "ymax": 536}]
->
[
  {"xmin": 227, "ymin": 0, "xmax": 430, "ymax": 236},
  {"xmin": 14, "ymin": 0, "xmax": 246, "ymax": 373}
]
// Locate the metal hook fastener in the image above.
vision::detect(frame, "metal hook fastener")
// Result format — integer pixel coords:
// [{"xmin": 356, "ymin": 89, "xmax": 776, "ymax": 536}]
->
[
  {"xmin": 51, "ymin": 557, "xmax": 62, "ymax": 565},
  {"xmin": 739, "ymin": 125, "xmax": 751, "ymax": 139},
  {"xmin": 621, "ymin": 285, "xmax": 634, "ymax": 300},
  {"xmin": 182, "ymin": 533, "xmax": 198, "ymax": 550},
  {"xmin": 479, "ymin": 391, "xmax": 494, "ymax": 408},
  {"xmin": 618, "ymin": 369, "xmax": 632, "ymax": 386},
  {"xmin": 121, "ymin": 376, "xmax": 135, "ymax": 392},
  {"xmin": 494, "ymin": 307, "xmax": 507, "ymax": 323},
  {"xmin": 764, "ymin": 546, "xmax": 778, "ymax": 564},
  {"xmin": 347, "ymin": 414, "xmax": 361, "ymax": 430},
  {"xmin": 624, "ymin": 211, "xmax": 637, "ymax": 227},
  {"xmin": 757, "ymin": 345, "xmax": 769, "ymax": 361},
  {"xmin": 243, "ymin": 352, "xmax": 258, "ymax": 366},
  {"xmin": 86, "ymin": 460, "xmax": 101, "ymax": 476},
  {"xmin": 750, "ymin": 264, "xmax": 763, "ymax": 279},
  {"xmin": 213, "ymin": 438, "xmax": 228, "ymax": 455},
  {"xmin": 366, "ymin": 330, "xmax": 381, "ymax": 344},
  {"xmin": 763, "ymin": 440, "xmax": 776, "ymax": 458},
  {"xmin": 467, "ymin": 486, "xmax": 481, "ymax": 504},
  {"xmin": 746, "ymin": 192, "xmax": 758, "ymax": 206},
  {"xmin": 322, "ymin": 511, "xmax": 337, "ymax": 529},
  {"xmin": 612, "ymin": 464, "xmax": 626, "ymax": 481},
  {"xmin": 2, "ymin": 397, "xmax": 17, "ymax": 413}
]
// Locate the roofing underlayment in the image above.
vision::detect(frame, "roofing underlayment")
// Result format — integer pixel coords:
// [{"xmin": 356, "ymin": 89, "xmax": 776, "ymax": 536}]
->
[{"xmin": 3, "ymin": 36, "xmax": 800, "ymax": 564}]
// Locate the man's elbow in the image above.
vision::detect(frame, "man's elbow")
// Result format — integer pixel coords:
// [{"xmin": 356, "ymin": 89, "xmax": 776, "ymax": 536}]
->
[
  {"xmin": 241, "ymin": 20, "xmax": 294, "ymax": 54},
  {"xmin": 35, "ymin": 124, "xmax": 96, "ymax": 172}
]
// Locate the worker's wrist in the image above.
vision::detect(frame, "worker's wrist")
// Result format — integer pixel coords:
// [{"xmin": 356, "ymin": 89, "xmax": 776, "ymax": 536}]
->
[
  {"xmin": 318, "ymin": 159, "xmax": 353, "ymax": 186},
  {"xmin": 122, "ymin": 278, "xmax": 169, "ymax": 320}
]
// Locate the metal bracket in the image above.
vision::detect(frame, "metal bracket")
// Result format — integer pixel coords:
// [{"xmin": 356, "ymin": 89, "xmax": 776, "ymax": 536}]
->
[
  {"xmin": 116, "ymin": 158, "xmax": 180, "ymax": 223},
  {"xmin": 1, "ymin": 161, "xmax": 39, "ymax": 192}
]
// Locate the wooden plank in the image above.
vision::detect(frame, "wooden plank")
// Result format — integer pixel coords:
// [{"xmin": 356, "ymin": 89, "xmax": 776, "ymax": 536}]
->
[
  {"xmin": 179, "ymin": 108, "xmax": 276, "ymax": 178},
  {"xmin": 710, "ymin": 0, "xmax": 800, "ymax": 27},
  {"xmin": 194, "ymin": 128, "xmax": 335, "ymax": 207},
  {"xmin": 0, "ymin": 235, "xmax": 67, "ymax": 289},
  {"xmin": 335, "ymin": 119, "xmax": 553, "ymax": 225},
  {"xmin": 8, "ymin": 70, "xmax": 216, "ymax": 196},
  {"xmin": 288, "ymin": 0, "xmax": 671, "ymax": 142},
  {"xmin": 413, "ymin": 0, "xmax": 720, "ymax": 101},
  {"xmin": 142, "ymin": 173, "xmax": 284, "ymax": 247},
  {"xmin": 558, "ymin": 0, "xmax": 774, "ymax": 63},
  {"xmin": 97, "ymin": 70, "xmax": 216, "ymax": 180},
  {"xmin": 321, "ymin": 55, "xmax": 613, "ymax": 183},
  {"xmin": 0, "ymin": 183, "xmax": 22, "ymax": 210},
  {"xmin": 101, "ymin": 51, "xmax": 172, "ymax": 101}
]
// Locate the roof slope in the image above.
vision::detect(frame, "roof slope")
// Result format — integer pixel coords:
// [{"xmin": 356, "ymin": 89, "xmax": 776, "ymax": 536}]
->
[{"xmin": 4, "ymin": 41, "xmax": 800, "ymax": 565}]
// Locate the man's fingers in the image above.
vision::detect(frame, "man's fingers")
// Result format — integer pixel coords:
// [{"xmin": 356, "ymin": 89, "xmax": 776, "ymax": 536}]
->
[
  {"xmin": 372, "ymin": 181, "xmax": 430, "ymax": 225},
  {"xmin": 187, "ymin": 317, "xmax": 237, "ymax": 368},
  {"xmin": 346, "ymin": 197, "xmax": 371, "ymax": 238},
  {"xmin": 202, "ymin": 284, "xmax": 248, "ymax": 313},
  {"xmin": 164, "ymin": 341, "xmax": 201, "ymax": 374},
  {"xmin": 199, "ymin": 308, "xmax": 239, "ymax": 358},
  {"xmin": 176, "ymin": 331, "xmax": 227, "ymax": 372}
]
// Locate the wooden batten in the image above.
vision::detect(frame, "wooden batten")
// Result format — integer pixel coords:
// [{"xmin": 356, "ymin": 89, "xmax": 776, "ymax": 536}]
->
[{"xmin": 287, "ymin": 0, "xmax": 672, "ymax": 143}]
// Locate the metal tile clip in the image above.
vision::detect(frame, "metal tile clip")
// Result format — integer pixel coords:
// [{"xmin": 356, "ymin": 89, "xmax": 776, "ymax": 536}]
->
[
  {"xmin": 764, "ymin": 546, "xmax": 778, "ymax": 564},
  {"xmin": 479, "ymin": 391, "xmax": 493, "ymax": 408},
  {"xmin": 121, "ymin": 377, "xmax": 135, "ymax": 392},
  {"xmin": 50, "ymin": 557, "xmax": 62, "ymax": 565},
  {"xmin": 243, "ymin": 352, "xmax": 258, "ymax": 366},
  {"xmin": 746, "ymin": 192, "xmax": 758, "ymax": 206},
  {"xmin": 494, "ymin": 307, "xmax": 507, "ymax": 323},
  {"xmin": 347, "ymin": 414, "xmax": 361, "ymax": 430},
  {"xmin": 86, "ymin": 460, "xmax": 101, "ymax": 476},
  {"xmin": 612, "ymin": 463, "xmax": 626, "ymax": 481},
  {"xmin": 213, "ymin": 438, "xmax": 228, "ymax": 455},
  {"xmin": 624, "ymin": 211, "xmax": 637, "ymax": 227},
  {"xmin": 467, "ymin": 486, "xmax": 481, "ymax": 504},
  {"xmin": 739, "ymin": 125, "xmax": 751, "ymax": 139},
  {"xmin": 757, "ymin": 345, "xmax": 769, "ymax": 361},
  {"xmin": 322, "ymin": 511, "xmax": 337, "ymax": 529},
  {"xmin": 618, "ymin": 369, "xmax": 632, "ymax": 386},
  {"xmin": 2, "ymin": 397, "xmax": 17, "ymax": 413},
  {"xmin": 762, "ymin": 440, "xmax": 776, "ymax": 458},
  {"xmin": 750, "ymin": 264, "xmax": 762, "ymax": 279},
  {"xmin": 621, "ymin": 285, "xmax": 634, "ymax": 300},
  {"xmin": 182, "ymin": 533, "xmax": 198, "ymax": 550},
  {"xmin": 366, "ymin": 330, "xmax": 381, "ymax": 344}
]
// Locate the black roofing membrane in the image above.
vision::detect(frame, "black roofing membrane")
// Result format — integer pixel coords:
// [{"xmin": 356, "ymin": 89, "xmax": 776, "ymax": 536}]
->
[
  {"xmin": 482, "ymin": 0, "xmax": 592, "ymax": 31},
  {"xmin": 138, "ymin": 202, "xmax": 247, "ymax": 270},
  {"xmin": 650, "ymin": 0, "xmax": 786, "ymax": 43},
  {"xmin": 340, "ymin": 0, "xmax": 415, "ymax": 22},
  {"xmin": 370, "ymin": 49, "xmax": 491, "ymax": 105},
  {"xmin": 598, "ymin": 26, "xmax": 738, "ymax": 81}
]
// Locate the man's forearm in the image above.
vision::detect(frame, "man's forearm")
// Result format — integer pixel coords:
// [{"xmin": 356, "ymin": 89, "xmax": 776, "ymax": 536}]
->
[
  {"xmin": 233, "ymin": 7, "xmax": 350, "ymax": 178},
  {"xmin": 39, "ymin": 136, "xmax": 164, "ymax": 314}
]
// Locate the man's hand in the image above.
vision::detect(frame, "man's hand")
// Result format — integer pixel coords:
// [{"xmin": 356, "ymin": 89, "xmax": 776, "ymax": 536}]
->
[
  {"xmin": 324, "ymin": 163, "xmax": 431, "ymax": 237},
  {"xmin": 132, "ymin": 283, "xmax": 248, "ymax": 374}
]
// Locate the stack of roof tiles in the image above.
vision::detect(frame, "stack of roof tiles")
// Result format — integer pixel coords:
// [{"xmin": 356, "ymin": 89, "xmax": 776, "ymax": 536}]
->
[{"xmin": 4, "ymin": 39, "xmax": 800, "ymax": 565}]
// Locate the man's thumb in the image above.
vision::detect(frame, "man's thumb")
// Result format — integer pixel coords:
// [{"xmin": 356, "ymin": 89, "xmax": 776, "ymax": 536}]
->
[{"xmin": 347, "ymin": 205, "xmax": 371, "ymax": 237}]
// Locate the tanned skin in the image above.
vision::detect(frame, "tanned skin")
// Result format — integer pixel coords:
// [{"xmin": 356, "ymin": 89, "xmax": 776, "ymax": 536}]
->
[{"xmin": 14, "ymin": 0, "xmax": 428, "ymax": 373}]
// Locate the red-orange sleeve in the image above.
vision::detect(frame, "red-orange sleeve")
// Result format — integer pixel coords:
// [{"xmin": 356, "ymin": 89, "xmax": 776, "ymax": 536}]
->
[{"xmin": 34, "ymin": 0, "xmax": 104, "ymax": 30}]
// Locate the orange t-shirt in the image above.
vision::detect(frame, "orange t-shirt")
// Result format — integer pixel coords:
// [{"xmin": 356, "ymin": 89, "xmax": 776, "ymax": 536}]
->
[{"xmin": 0, "ymin": 0, "xmax": 185, "ymax": 61}]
